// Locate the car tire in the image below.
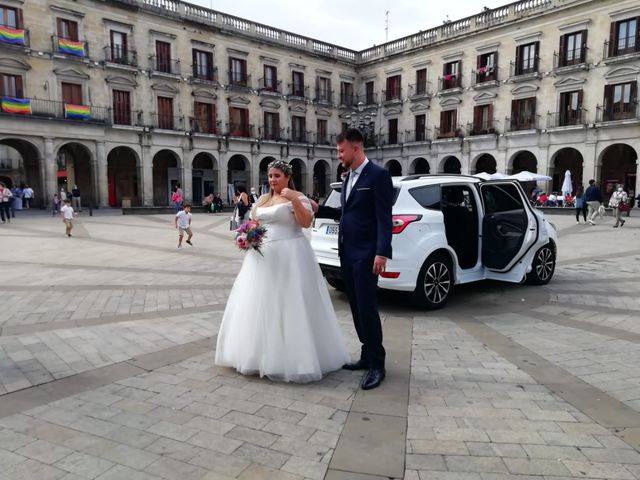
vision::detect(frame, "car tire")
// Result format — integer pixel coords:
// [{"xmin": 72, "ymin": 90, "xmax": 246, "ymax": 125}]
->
[
  {"xmin": 326, "ymin": 278, "xmax": 345, "ymax": 291},
  {"xmin": 526, "ymin": 243, "xmax": 556, "ymax": 285},
  {"xmin": 413, "ymin": 253, "xmax": 453, "ymax": 310}
]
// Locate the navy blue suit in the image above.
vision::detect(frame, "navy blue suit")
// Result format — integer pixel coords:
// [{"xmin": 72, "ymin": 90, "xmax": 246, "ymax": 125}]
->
[{"xmin": 317, "ymin": 161, "xmax": 393, "ymax": 369}]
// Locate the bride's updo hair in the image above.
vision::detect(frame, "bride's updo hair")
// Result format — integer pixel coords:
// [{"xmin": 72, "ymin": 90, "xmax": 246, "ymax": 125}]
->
[{"xmin": 254, "ymin": 161, "xmax": 296, "ymax": 211}]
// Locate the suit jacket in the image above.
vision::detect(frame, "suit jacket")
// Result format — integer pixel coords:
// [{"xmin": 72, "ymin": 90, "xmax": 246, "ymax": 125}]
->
[{"xmin": 317, "ymin": 161, "xmax": 393, "ymax": 260}]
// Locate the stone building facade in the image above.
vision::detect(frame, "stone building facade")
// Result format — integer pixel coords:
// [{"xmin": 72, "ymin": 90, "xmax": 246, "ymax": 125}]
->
[{"xmin": 0, "ymin": 0, "xmax": 638, "ymax": 207}]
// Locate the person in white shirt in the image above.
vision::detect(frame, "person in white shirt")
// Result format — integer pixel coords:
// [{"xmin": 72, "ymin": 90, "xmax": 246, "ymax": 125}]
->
[
  {"xmin": 22, "ymin": 185, "xmax": 34, "ymax": 208},
  {"xmin": 60, "ymin": 199, "xmax": 76, "ymax": 237},
  {"xmin": 175, "ymin": 203, "xmax": 193, "ymax": 248}
]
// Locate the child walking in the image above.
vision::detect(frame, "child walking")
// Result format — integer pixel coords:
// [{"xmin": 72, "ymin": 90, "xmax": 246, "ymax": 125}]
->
[
  {"xmin": 175, "ymin": 203, "xmax": 193, "ymax": 248},
  {"xmin": 60, "ymin": 198, "xmax": 76, "ymax": 237}
]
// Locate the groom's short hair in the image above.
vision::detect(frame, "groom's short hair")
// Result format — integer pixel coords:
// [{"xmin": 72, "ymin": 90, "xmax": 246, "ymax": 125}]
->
[{"xmin": 337, "ymin": 128, "xmax": 364, "ymax": 145}]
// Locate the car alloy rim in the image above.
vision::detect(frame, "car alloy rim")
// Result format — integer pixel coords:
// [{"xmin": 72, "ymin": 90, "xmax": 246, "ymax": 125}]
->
[
  {"xmin": 424, "ymin": 262, "xmax": 451, "ymax": 304},
  {"xmin": 535, "ymin": 247, "xmax": 554, "ymax": 281}
]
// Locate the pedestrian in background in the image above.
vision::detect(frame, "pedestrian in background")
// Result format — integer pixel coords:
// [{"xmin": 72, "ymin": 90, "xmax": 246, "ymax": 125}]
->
[
  {"xmin": 0, "ymin": 182, "xmax": 12, "ymax": 223},
  {"xmin": 71, "ymin": 184, "xmax": 82, "ymax": 212},
  {"xmin": 175, "ymin": 202, "xmax": 193, "ymax": 248},
  {"xmin": 584, "ymin": 179, "xmax": 602, "ymax": 225},
  {"xmin": 51, "ymin": 194, "xmax": 60, "ymax": 216},
  {"xmin": 60, "ymin": 198, "xmax": 77, "ymax": 237},
  {"xmin": 171, "ymin": 183, "xmax": 183, "ymax": 213},
  {"xmin": 22, "ymin": 184, "xmax": 33, "ymax": 209},
  {"xmin": 609, "ymin": 184, "xmax": 628, "ymax": 228},
  {"xmin": 574, "ymin": 186, "xmax": 587, "ymax": 224}
]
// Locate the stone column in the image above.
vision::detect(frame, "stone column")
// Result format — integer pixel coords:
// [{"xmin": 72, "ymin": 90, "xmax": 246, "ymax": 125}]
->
[
  {"xmin": 141, "ymin": 146, "xmax": 153, "ymax": 206},
  {"xmin": 96, "ymin": 141, "xmax": 108, "ymax": 207},
  {"xmin": 181, "ymin": 152, "xmax": 191, "ymax": 202},
  {"xmin": 43, "ymin": 138, "xmax": 56, "ymax": 203},
  {"xmin": 218, "ymin": 151, "xmax": 229, "ymax": 204},
  {"xmin": 583, "ymin": 141, "xmax": 598, "ymax": 184},
  {"xmin": 304, "ymin": 169, "xmax": 313, "ymax": 195}
]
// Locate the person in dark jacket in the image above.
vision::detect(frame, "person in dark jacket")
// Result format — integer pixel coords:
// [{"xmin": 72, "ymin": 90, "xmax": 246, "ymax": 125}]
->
[{"xmin": 584, "ymin": 179, "xmax": 602, "ymax": 225}]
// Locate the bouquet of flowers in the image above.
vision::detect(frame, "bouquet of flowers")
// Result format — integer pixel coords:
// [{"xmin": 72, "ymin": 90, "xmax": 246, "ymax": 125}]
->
[{"xmin": 235, "ymin": 220, "xmax": 267, "ymax": 256}]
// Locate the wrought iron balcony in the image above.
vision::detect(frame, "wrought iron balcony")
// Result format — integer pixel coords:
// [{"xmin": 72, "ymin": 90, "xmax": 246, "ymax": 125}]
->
[
  {"xmin": 471, "ymin": 67, "xmax": 499, "ymax": 85},
  {"xmin": 104, "ymin": 45, "xmax": 137, "ymax": 66},
  {"xmin": 191, "ymin": 64, "xmax": 218, "ymax": 83},
  {"xmin": 314, "ymin": 89, "xmax": 333, "ymax": 104},
  {"xmin": 509, "ymin": 59, "xmax": 540, "ymax": 77},
  {"xmin": 227, "ymin": 122, "xmax": 254, "ymax": 138},
  {"xmin": 288, "ymin": 84, "xmax": 309, "ymax": 100},
  {"xmin": 383, "ymin": 87, "xmax": 402, "ymax": 102},
  {"xmin": 596, "ymin": 103, "xmax": 639, "ymax": 123},
  {"xmin": 339, "ymin": 93, "xmax": 357, "ymax": 107},
  {"xmin": 259, "ymin": 126, "xmax": 284, "ymax": 141},
  {"xmin": 151, "ymin": 113, "xmax": 184, "ymax": 130},
  {"xmin": 505, "ymin": 114, "xmax": 539, "ymax": 132},
  {"xmin": 0, "ymin": 96, "xmax": 110, "ymax": 124},
  {"xmin": 468, "ymin": 119, "xmax": 497, "ymax": 135},
  {"xmin": 0, "ymin": 23, "xmax": 30, "ymax": 48},
  {"xmin": 289, "ymin": 128, "xmax": 310, "ymax": 143},
  {"xmin": 52, "ymin": 35, "xmax": 89, "ymax": 58},
  {"xmin": 404, "ymin": 129, "xmax": 429, "ymax": 142},
  {"xmin": 190, "ymin": 116, "xmax": 219, "ymax": 134},
  {"xmin": 258, "ymin": 77, "xmax": 282, "ymax": 93},
  {"xmin": 379, "ymin": 132, "xmax": 402, "ymax": 145},
  {"xmin": 553, "ymin": 46, "xmax": 587, "ymax": 69},
  {"xmin": 435, "ymin": 126, "xmax": 463, "ymax": 139},
  {"xmin": 112, "ymin": 109, "xmax": 144, "ymax": 127},
  {"xmin": 228, "ymin": 71, "xmax": 251, "ymax": 88},
  {"xmin": 408, "ymin": 83, "xmax": 431, "ymax": 98},
  {"xmin": 604, "ymin": 36, "xmax": 640, "ymax": 60},
  {"xmin": 547, "ymin": 109, "xmax": 586, "ymax": 128},
  {"xmin": 438, "ymin": 75, "xmax": 462, "ymax": 91},
  {"xmin": 150, "ymin": 56, "xmax": 180, "ymax": 75}
]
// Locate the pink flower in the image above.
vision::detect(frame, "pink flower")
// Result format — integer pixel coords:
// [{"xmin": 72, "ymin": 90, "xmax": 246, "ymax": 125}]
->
[{"xmin": 236, "ymin": 234, "xmax": 248, "ymax": 249}]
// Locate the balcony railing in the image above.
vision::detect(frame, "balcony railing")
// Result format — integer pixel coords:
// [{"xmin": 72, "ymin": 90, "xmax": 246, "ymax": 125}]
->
[
  {"xmin": 604, "ymin": 36, "xmax": 640, "ymax": 59},
  {"xmin": 227, "ymin": 122, "xmax": 253, "ymax": 137},
  {"xmin": 472, "ymin": 67, "xmax": 499, "ymax": 85},
  {"xmin": 405, "ymin": 129, "xmax": 429, "ymax": 142},
  {"xmin": 150, "ymin": 56, "xmax": 180, "ymax": 75},
  {"xmin": 408, "ymin": 83, "xmax": 431, "ymax": 97},
  {"xmin": 314, "ymin": 132, "xmax": 335, "ymax": 145},
  {"xmin": 104, "ymin": 45, "xmax": 137, "ymax": 66},
  {"xmin": 190, "ymin": 116, "xmax": 219, "ymax": 134},
  {"xmin": 228, "ymin": 71, "xmax": 251, "ymax": 88},
  {"xmin": 435, "ymin": 126, "xmax": 463, "ymax": 139},
  {"xmin": 288, "ymin": 84, "xmax": 309, "ymax": 100},
  {"xmin": 258, "ymin": 77, "xmax": 281, "ymax": 93},
  {"xmin": 553, "ymin": 46, "xmax": 587, "ymax": 68},
  {"xmin": 52, "ymin": 35, "xmax": 89, "ymax": 58},
  {"xmin": 0, "ymin": 97, "xmax": 110, "ymax": 123},
  {"xmin": 151, "ymin": 113, "xmax": 184, "ymax": 130},
  {"xmin": 0, "ymin": 24, "xmax": 30, "ymax": 48},
  {"xmin": 357, "ymin": 93, "xmax": 378, "ymax": 106},
  {"xmin": 383, "ymin": 87, "xmax": 402, "ymax": 102},
  {"xmin": 112, "ymin": 109, "xmax": 144, "ymax": 126},
  {"xmin": 509, "ymin": 59, "xmax": 540, "ymax": 77},
  {"xmin": 289, "ymin": 129, "xmax": 310, "ymax": 143},
  {"xmin": 469, "ymin": 119, "xmax": 496, "ymax": 135},
  {"xmin": 191, "ymin": 64, "xmax": 218, "ymax": 83},
  {"xmin": 506, "ymin": 114, "xmax": 539, "ymax": 132},
  {"xmin": 259, "ymin": 126, "xmax": 284, "ymax": 141},
  {"xmin": 339, "ymin": 93, "xmax": 358, "ymax": 107},
  {"xmin": 314, "ymin": 89, "xmax": 333, "ymax": 104},
  {"xmin": 438, "ymin": 75, "xmax": 462, "ymax": 91},
  {"xmin": 596, "ymin": 103, "xmax": 639, "ymax": 123},
  {"xmin": 379, "ymin": 132, "xmax": 401, "ymax": 145},
  {"xmin": 547, "ymin": 109, "xmax": 586, "ymax": 128}
]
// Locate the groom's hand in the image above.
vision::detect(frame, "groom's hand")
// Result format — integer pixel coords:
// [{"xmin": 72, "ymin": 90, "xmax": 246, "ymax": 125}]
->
[{"xmin": 373, "ymin": 256, "xmax": 387, "ymax": 275}]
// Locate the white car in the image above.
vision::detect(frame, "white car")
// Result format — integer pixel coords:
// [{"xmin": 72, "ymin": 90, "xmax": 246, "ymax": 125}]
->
[{"xmin": 311, "ymin": 175, "xmax": 558, "ymax": 309}]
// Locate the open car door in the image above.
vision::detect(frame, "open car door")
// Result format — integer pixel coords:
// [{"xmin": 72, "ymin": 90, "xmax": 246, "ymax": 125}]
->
[{"xmin": 480, "ymin": 181, "xmax": 539, "ymax": 282}]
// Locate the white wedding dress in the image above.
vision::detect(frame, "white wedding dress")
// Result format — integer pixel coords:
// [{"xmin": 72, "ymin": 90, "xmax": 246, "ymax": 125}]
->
[{"xmin": 215, "ymin": 199, "xmax": 350, "ymax": 383}]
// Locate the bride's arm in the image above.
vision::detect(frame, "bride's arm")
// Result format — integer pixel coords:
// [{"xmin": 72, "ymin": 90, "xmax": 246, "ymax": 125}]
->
[{"xmin": 281, "ymin": 189, "xmax": 313, "ymax": 228}]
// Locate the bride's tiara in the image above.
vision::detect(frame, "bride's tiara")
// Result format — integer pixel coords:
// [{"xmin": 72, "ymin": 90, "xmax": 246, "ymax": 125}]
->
[{"xmin": 268, "ymin": 160, "xmax": 293, "ymax": 176}]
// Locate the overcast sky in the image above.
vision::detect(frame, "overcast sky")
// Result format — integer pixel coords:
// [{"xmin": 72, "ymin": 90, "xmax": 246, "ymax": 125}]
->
[{"xmin": 189, "ymin": 0, "xmax": 498, "ymax": 50}]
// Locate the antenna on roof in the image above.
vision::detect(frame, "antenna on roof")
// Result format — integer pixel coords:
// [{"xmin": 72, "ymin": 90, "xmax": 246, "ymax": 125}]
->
[{"xmin": 385, "ymin": 10, "xmax": 389, "ymax": 42}]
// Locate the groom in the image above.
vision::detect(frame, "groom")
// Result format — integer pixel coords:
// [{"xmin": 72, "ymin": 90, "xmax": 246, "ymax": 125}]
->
[{"xmin": 316, "ymin": 128, "xmax": 393, "ymax": 390}]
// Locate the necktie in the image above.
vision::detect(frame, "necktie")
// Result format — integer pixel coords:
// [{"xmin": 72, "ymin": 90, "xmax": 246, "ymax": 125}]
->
[{"xmin": 346, "ymin": 170, "xmax": 357, "ymax": 200}]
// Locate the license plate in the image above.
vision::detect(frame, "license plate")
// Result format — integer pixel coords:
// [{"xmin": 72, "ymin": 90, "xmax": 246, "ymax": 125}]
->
[{"xmin": 326, "ymin": 225, "xmax": 339, "ymax": 235}]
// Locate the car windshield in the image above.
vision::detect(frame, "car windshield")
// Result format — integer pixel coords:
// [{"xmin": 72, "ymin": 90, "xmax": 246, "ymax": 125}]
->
[{"xmin": 323, "ymin": 186, "xmax": 401, "ymax": 207}]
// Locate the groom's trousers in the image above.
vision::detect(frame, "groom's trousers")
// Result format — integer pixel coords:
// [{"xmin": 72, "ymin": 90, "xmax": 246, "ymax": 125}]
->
[{"xmin": 341, "ymin": 258, "xmax": 386, "ymax": 369}]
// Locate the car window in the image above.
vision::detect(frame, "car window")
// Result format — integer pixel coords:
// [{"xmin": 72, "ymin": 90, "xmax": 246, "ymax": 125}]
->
[
  {"xmin": 482, "ymin": 184, "xmax": 524, "ymax": 214},
  {"xmin": 323, "ymin": 187, "xmax": 401, "ymax": 207},
  {"xmin": 409, "ymin": 185, "xmax": 441, "ymax": 210}
]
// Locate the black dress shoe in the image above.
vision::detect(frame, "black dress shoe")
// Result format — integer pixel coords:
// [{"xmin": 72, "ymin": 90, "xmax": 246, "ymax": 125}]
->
[
  {"xmin": 361, "ymin": 368, "xmax": 386, "ymax": 390},
  {"xmin": 342, "ymin": 359, "xmax": 369, "ymax": 371}
]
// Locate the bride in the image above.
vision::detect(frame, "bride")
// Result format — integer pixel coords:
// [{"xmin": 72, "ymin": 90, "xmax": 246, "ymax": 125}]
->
[{"xmin": 215, "ymin": 160, "xmax": 350, "ymax": 382}]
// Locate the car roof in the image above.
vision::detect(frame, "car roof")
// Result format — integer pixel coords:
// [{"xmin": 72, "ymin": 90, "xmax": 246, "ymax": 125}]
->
[{"xmin": 329, "ymin": 174, "xmax": 485, "ymax": 190}]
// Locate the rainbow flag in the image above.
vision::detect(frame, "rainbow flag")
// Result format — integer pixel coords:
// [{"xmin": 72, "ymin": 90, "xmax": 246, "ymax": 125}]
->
[
  {"xmin": 64, "ymin": 103, "xmax": 91, "ymax": 120},
  {"xmin": 2, "ymin": 97, "xmax": 32, "ymax": 115},
  {"xmin": 0, "ymin": 26, "xmax": 26, "ymax": 46},
  {"xmin": 58, "ymin": 38, "xmax": 85, "ymax": 57}
]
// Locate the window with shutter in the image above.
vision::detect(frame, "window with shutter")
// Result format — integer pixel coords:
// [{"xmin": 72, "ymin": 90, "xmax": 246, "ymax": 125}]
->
[
  {"xmin": 415, "ymin": 114, "xmax": 426, "ymax": 141},
  {"xmin": 0, "ymin": 6, "xmax": 19, "ymax": 28},
  {"xmin": 62, "ymin": 82, "xmax": 82, "ymax": 105},
  {"xmin": 317, "ymin": 119, "xmax": 327, "ymax": 143},
  {"xmin": 112, "ymin": 90, "xmax": 131, "ymax": 125},
  {"xmin": 365, "ymin": 81, "xmax": 375, "ymax": 104},
  {"xmin": 416, "ymin": 69, "xmax": 427, "ymax": 95},
  {"xmin": 1, "ymin": 73, "xmax": 22, "ymax": 98},
  {"xmin": 292, "ymin": 71, "xmax": 304, "ymax": 97},
  {"xmin": 157, "ymin": 96, "xmax": 173, "ymax": 129},
  {"xmin": 263, "ymin": 65, "xmax": 277, "ymax": 90},
  {"xmin": 155, "ymin": 41, "xmax": 171, "ymax": 73},
  {"xmin": 615, "ymin": 18, "xmax": 639, "ymax": 56},
  {"xmin": 388, "ymin": 119, "xmax": 398, "ymax": 144}
]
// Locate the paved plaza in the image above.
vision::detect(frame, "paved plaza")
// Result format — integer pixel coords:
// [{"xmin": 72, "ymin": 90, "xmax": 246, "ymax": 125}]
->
[{"xmin": 1, "ymin": 209, "xmax": 640, "ymax": 479}]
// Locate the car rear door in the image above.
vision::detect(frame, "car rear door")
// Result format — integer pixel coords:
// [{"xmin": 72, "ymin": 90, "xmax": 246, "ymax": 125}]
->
[
  {"xmin": 311, "ymin": 185, "xmax": 341, "ymax": 263},
  {"xmin": 479, "ymin": 181, "xmax": 539, "ymax": 281}
]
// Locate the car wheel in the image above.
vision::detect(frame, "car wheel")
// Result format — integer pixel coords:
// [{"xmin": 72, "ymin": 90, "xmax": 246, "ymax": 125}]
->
[
  {"xmin": 526, "ymin": 243, "xmax": 556, "ymax": 285},
  {"xmin": 326, "ymin": 278, "xmax": 345, "ymax": 291},
  {"xmin": 413, "ymin": 254, "xmax": 453, "ymax": 310}
]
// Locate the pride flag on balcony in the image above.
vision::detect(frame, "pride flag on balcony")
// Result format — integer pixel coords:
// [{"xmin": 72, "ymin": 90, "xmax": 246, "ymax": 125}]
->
[
  {"xmin": 2, "ymin": 97, "xmax": 32, "ymax": 115},
  {"xmin": 64, "ymin": 103, "xmax": 91, "ymax": 120},
  {"xmin": 0, "ymin": 26, "xmax": 26, "ymax": 46},
  {"xmin": 58, "ymin": 38, "xmax": 85, "ymax": 57}
]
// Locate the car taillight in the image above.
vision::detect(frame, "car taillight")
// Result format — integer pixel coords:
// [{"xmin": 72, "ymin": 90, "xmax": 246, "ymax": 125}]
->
[
  {"xmin": 392, "ymin": 215, "xmax": 421, "ymax": 234},
  {"xmin": 380, "ymin": 271, "xmax": 400, "ymax": 278}
]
